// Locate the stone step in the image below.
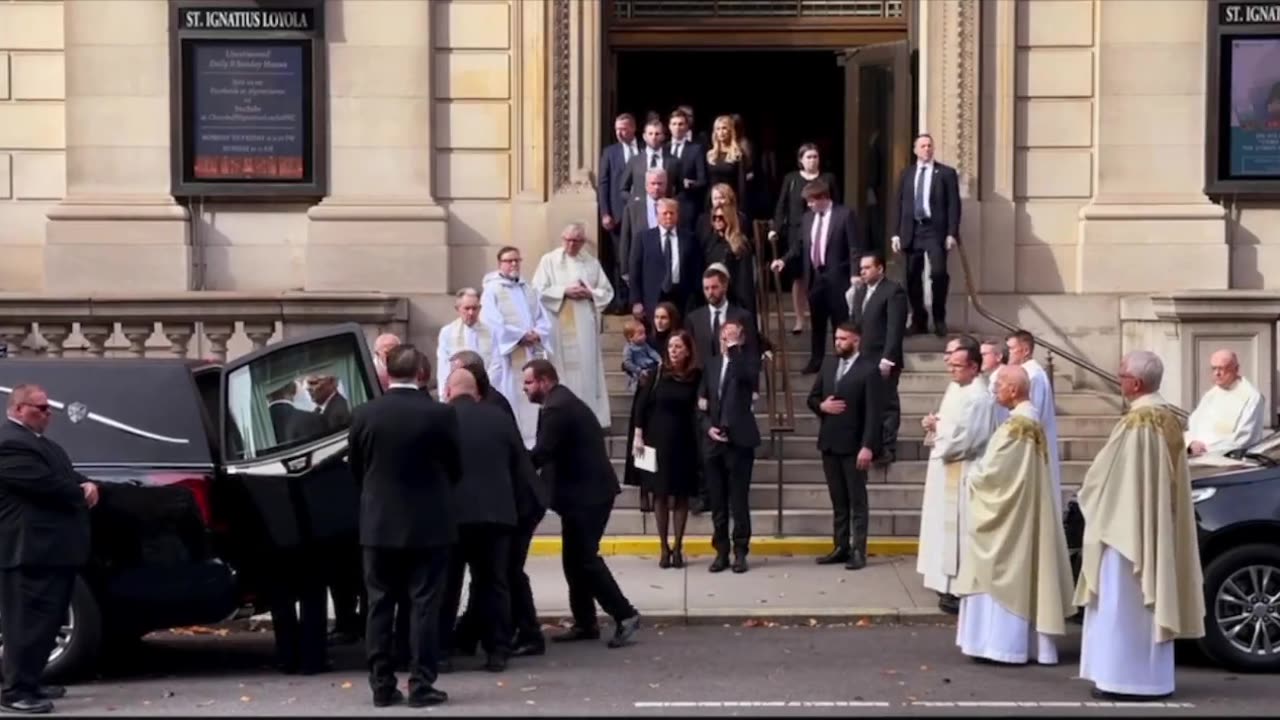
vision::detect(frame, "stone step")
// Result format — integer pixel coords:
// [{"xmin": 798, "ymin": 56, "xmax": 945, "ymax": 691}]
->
[
  {"xmin": 604, "ymin": 387, "xmax": 1122, "ymax": 416},
  {"xmin": 533, "ymin": 507, "xmax": 923, "ymax": 538},
  {"xmin": 606, "ymin": 457, "xmax": 1094, "ymax": 487},
  {"xmin": 608, "ymin": 410, "xmax": 1119, "ymax": 438},
  {"xmin": 602, "ymin": 348, "xmax": 957, "ymax": 374},
  {"xmin": 612, "ymin": 482, "xmax": 1081, "ymax": 511},
  {"xmin": 606, "ymin": 434, "xmax": 1109, "ymax": 463},
  {"xmin": 597, "ymin": 324, "xmax": 954, "ymax": 354},
  {"xmin": 603, "ymin": 369, "xmax": 1082, "ymax": 396}
]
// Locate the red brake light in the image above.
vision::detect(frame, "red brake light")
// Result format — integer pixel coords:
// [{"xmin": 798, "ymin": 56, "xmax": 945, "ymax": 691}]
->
[{"xmin": 146, "ymin": 472, "xmax": 214, "ymax": 527}]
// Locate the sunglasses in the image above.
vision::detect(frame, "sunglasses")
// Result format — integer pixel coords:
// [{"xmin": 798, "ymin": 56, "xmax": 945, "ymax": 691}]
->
[
  {"xmin": 712, "ymin": 215, "xmax": 726, "ymax": 221},
  {"xmin": 22, "ymin": 403, "xmax": 51, "ymax": 412}
]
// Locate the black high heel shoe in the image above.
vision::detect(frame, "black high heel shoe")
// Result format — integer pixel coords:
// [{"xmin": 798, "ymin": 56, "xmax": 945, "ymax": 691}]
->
[
  {"xmin": 671, "ymin": 549, "xmax": 685, "ymax": 568},
  {"xmin": 659, "ymin": 548, "xmax": 672, "ymax": 569}
]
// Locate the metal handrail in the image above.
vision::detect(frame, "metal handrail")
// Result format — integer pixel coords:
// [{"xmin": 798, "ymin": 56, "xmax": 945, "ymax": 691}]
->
[
  {"xmin": 953, "ymin": 242, "xmax": 1189, "ymax": 419},
  {"xmin": 751, "ymin": 220, "xmax": 795, "ymax": 536}
]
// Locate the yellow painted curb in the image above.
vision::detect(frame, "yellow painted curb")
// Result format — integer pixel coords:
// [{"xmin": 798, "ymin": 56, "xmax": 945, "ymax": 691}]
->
[{"xmin": 529, "ymin": 536, "xmax": 918, "ymax": 557}]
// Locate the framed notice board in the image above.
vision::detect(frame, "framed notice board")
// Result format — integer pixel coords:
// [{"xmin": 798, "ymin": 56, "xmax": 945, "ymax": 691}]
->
[
  {"xmin": 169, "ymin": 0, "xmax": 327, "ymax": 198},
  {"xmin": 1207, "ymin": 0, "xmax": 1280, "ymax": 195}
]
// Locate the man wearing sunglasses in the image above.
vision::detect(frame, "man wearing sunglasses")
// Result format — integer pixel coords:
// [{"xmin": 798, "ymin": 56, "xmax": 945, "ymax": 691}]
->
[{"xmin": 0, "ymin": 384, "xmax": 99, "ymax": 714}]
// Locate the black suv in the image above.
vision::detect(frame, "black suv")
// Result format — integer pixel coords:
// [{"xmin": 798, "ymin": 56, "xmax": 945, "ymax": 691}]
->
[{"xmin": 0, "ymin": 324, "xmax": 378, "ymax": 679}]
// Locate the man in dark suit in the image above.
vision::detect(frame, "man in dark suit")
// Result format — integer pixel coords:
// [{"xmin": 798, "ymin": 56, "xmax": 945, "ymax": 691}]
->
[
  {"xmin": 445, "ymin": 351, "xmax": 549, "ymax": 659},
  {"xmin": 667, "ymin": 108, "xmax": 708, "ymax": 225},
  {"xmin": 598, "ymin": 113, "xmax": 640, "ymax": 296},
  {"xmin": 618, "ymin": 167, "xmax": 669, "ymax": 291},
  {"xmin": 698, "ymin": 320, "xmax": 761, "ymax": 574},
  {"xmin": 890, "ymin": 133, "xmax": 961, "ymax": 337},
  {"xmin": 807, "ymin": 323, "xmax": 886, "ymax": 570},
  {"xmin": 770, "ymin": 178, "xmax": 864, "ymax": 375},
  {"xmin": 849, "ymin": 252, "xmax": 909, "ymax": 464},
  {"xmin": 686, "ymin": 265, "xmax": 759, "ymax": 367},
  {"xmin": 629, "ymin": 198, "xmax": 703, "ymax": 322},
  {"xmin": 348, "ymin": 345, "xmax": 462, "ymax": 708},
  {"xmin": 267, "ymin": 380, "xmax": 324, "ymax": 444},
  {"xmin": 522, "ymin": 359, "xmax": 640, "ymax": 649},
  {"xmin": 306, "ymin": 374, "xmax": 351, "ymax": 430},
  {"xmin": 0, "ymin": 384, "xmax": 96, "ymax": 714},
  {"xmin": 438, "ymin": 369, "xmax": 537, "ymax": 673},
  {"xmin": 620, "ymin": 117, "xmax": 682, "ymax": 203}
]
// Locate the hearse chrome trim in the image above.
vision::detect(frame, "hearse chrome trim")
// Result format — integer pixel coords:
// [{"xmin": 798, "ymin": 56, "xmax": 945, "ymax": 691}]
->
[
  {"xmin": 0, "ymin": 385, "xmax": 192, "ymax": 445},
  {"xmin": 225, "ymin": 434, "xmax": 347, "ymax": 476}
]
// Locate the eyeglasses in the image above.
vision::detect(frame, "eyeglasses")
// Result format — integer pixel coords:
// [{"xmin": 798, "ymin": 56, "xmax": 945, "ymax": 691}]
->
[
  {"xmin": 500, "ymin": 256, "xmax": 522, "ymax": 264},
  {"xmin": 22, "ymin": 403, "xmax": 50, "ymax": 413},
  {"xmin": 712, "ymin": 215, "xmax": 726, "ymax": 221}
]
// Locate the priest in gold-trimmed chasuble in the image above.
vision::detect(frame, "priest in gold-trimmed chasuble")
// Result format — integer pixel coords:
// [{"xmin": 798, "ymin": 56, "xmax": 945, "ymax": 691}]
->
[
  {"xmin": 953, "ymin": 364, "xmax": 1075, "ymax": 665},
  {"xmin": 531, "ymin": 223, "xmax": 615, "ymax": 429},
  {"xmin": 1074, "ymin": 350, "xmax": 1205, "ymax": 701},
  {"xmin": 481, "ymin": 247, "xmax": 554, "ymax": 449},
  {"xmin": 917, "ymin": 343, "xmax": 998, "ymax": 597}
]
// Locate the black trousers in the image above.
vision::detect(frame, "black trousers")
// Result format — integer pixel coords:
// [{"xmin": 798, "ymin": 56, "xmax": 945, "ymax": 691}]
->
[
  {"xmin": 439, "ymin": 524, "xmax": 512, "ymax": 658},
  {"xmin": 560, "ymin": 501, "xmax": 636, "ymax": 629},
  {"xmin": 806, "ymin": 276, "xmax": 850, "ymax": 367},
  {"xmin": 327, "ymin": 537, "xmax": 365, "ymax": 637},
  {"xmin": 705, "ymin": 445, "xmax": 755, "ymax": 556},
  {"xmin": 364, "ymin": 546, "xmax": 449, "ymax": 694},
  {"xmin": 453, "ymin": 508, "xmax": 545, "ymax": 650},
  {"xmin": 267, "ymin": 546, "xmax": 328, "ymax": 674},
  {"xmin": 904, "ymin": 223, "xmax": 950, "ymax": 327},
  {"xmin": 881, "ymin": 368, "xmax": 902, "ymax": 456},
  {"xmin": 0, "ymin": 567, "xmax": 74, "ymax": 702},
  {"xmin": 822, "ymin": 453, "xmax": 869, "ymax": 554}
]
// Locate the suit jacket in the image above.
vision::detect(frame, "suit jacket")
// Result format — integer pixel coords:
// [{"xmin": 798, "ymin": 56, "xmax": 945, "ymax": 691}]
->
[
  {"xmin": 686, "ymin": 302, "xmax": 758, "ymax": 366},
  {"xmin": 618, "ymin": 194, "xmax": 663, "ymax": 279},
  {"xmin": 669, "ymin": 138, "xmax": 708, "ymax": 214},
  {"xmin": 529, "ymin": 384, "xmax": 619, "ymax": 514},
  {"xmin": 269, "ymin": 401, "xmax": 325, "ymax": 444},
  {"xmin": 806, "ymin": 354, "xmax": 885, "ymax": 456},
  {"xmin": 850, "ymin": 278, "xmax": 908, "ymax": 368},
  {"xmin": 699, "ymin": 345, "xmax": 762, "ymax": 452},
  {"xmin": 628, "ymin": 225, "xmax": 704, "ymax": 311},
  {"xmin": 320, "ymin": 394, "xmax": 351, "ymax": 430},
  {"xmin": 892, "ymin": 161, "xmax": 961, "ymax": 249},
  {"xmin": 348, "ymin": 387, "xmax": 462, "ymax": 549},
  {"xmin": 598, "ymin": 141, "xmax": 638, "ymax": 223},
  {"xmin": 784, "ymin": 204, "xmax": 863, "ymax": 294},
  {"xmin": 483, "ymin": 387, "xmax": 548, "ymax": 519},
  {"xmin": 449, "ymin": 396, "xmax": 536, "ymax": 528},
  {"xmin": 0, "ymin": 420, "xmax": 91, "ymax": 569},
  {"xmin": 621, "ymin": 147, "xmax": 682, "ymax": 201}
]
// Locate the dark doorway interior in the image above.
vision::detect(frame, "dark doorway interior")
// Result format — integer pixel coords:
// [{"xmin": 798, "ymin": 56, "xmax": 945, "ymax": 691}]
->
[{"xmin": 613, "ymin": 50, "xmax": 846, "ymax": 222}]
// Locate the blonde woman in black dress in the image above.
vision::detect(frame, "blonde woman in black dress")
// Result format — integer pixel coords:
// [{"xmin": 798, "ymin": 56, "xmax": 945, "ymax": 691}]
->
[
  {"xmin": 770, "ymin": 143, "xmax": 840, "ymax": 334},
  {"xmin": 706, "ymin": 116, "xmax": 750, "ymax": 213}
]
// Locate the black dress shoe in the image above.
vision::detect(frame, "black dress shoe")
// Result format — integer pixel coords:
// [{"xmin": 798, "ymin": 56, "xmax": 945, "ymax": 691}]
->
[
  {"xmin": 845, "ymin": 550, "xmax": 867, "ymax": 570},
  {"xmin": 0, "ymin": 697, "xmax": 53, "ymax": 715},
  {"xmin": 407, "ymin": 687, "xmax": 449, "ymax": 708},
  {"xmin": 815, "ymin": 549, "xmax": 849, "ymax": 565},
  {"xmin": 938, "ymin": 594, "xmax": 960, "ymax": 615},
  {"xmin": 933, "ymin": 322, "xmax": 948, "ymax": 338},
  {"xmin": 671, "ymin": 549, "xmax": 685, "ymax": 568},
  {"xmin": 1090, "ymin": 687, "xmax": 1171, "ymax": 702},
  {"xmin": 372, "ymin": 689, "xmax": 405, "ymax": 708},
  {"xmin": 511, "ymin": 639, "xmax": 546, "ymax": 657},
  {"xmin": 551, "ymin": 626, "xmax": 600, "ymax": 643},
  {"xmin": 34, "ymin": 688, "xmax": 64, "ymax": 701},
  {"xmin": 608, "ymin": 614, "xmax": 640, "ymax": 648},
  {"xmin": 484, "ymin": 654, "xmax": 508, "ymax": 672},
  {"xmin": 708, "ymin": 554, "xmax": 730, "ymax": 573},
  {"xmin": 732, "ymin": 553, "xmax": 749, "ymax": 574}
]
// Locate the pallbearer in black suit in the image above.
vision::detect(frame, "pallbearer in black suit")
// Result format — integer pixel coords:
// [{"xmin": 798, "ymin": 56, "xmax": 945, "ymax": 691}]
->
[
  {"xmin": 621, "ymin": 117, "xmax": 682, "ymax": 202},
  {"xmin": 890, "ymin": 133, "xmax": 961, "ymax": 337},
  {"xmin": 438, "ymin": 369, "xmax": 538, "ymax": 674},
  {"xmin": 668, "ymin": 108, "xmax": 708, "ymax": 226},
  {"xmin": 770, "ymin": 179, "xmax": 863, "ymax": 374},
  {"xmin": 522, "ymin": 360, "xmax": 641, "ymax": 649},
  {"xmin": 348, "ymin": 345, "xmax": 462, "ymax": 708},
  {"xmin": 0, "ymin": 385, "xmax": 96, "ymax": 714},
  {"xmin": 807, "ymin": 324, "xmax": 886, "ymax": 570},
  {"xmin": 699, "ymin": 319, "xmax": 762, "ymax": 574},
  {"xmin": 849, "ymin": 253, "xmax": 909, "ymax": 464}
]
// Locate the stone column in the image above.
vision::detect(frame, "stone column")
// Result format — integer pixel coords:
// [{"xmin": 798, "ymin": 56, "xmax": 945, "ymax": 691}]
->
[
  {"xmin": 1077, "ymin": 0, "xmax": 1227, "ymax": 293},
  {"xmin": 545, "ymin": 0, "xmax": 602, "ymax": 248},
  {"xmin": 976, "ymin": 0, "xmax": 1016, "ymax": 294},
  {"xmin": 44, "ymin": 0, "xmax": 191, "ymax": 293},
  {"xmin": 304, "ymin": 0, "xmax": 448, "ymax": 294}
]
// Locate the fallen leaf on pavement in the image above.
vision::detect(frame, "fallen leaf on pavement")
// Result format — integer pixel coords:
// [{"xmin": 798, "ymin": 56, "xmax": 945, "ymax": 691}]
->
[
  {"xmin": 807, "ymin": 618, "xmax": 818, "ymax": 627},
  {"xmin": 883, "ymin": 669, "xmax": 898, "ymax": 675},
  {"xmin": 649, "ymin": 683, "xmax": 660, "ymax": 689},
  {"xmin": 240, "ymin": 696, "xmax": 252, "ymax": 702},
  {"xmin": 340, "ymin": 682, "xmax": 353, "ymax": 689},
  {"xmin": 920, "ymin": 665, "xmax": 930, "ymax": 671},
  {"xmin": 497, "ymin": 681, "xmax": 506, "ymax": 687},
  {"xmin": 526, "ymin": 700, "xmax": 536, "ymax": 705},
  {"xmin": 855, "ymin": 618, "xmax": 871, "ymax": 627},
  {"xmin": 521, "ymin": 686, "xmax": 538, "ymax": 692}
]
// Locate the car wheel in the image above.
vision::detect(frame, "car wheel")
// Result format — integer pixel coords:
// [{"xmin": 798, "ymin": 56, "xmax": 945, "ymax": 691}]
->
[
  {"xmin": 0, "ymin": 576, "xmax": 103, "ymax": 683},
  {"xmin": 1201, "ymin": 543, "xmax": 1280, "ymax": 673}
]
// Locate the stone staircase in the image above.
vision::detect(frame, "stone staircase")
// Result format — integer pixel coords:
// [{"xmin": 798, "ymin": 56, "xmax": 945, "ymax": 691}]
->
[{"xmin": 533, "ymin": 313, "xmax": 1124, "ymax": 539}]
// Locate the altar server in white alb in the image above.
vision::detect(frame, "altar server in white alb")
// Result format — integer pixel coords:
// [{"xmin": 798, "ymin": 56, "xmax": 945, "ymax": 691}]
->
[
  {"xmin": 917, "ymin": 341, "xmax": 998, "ymax": 612},
  {"xmin": 1005, "ymin": 331, "xmax": 1061, "ymax": 510},
  {"xmin": 435, "ymin": 288, "xmax": 503, "ymax": 397},
  {"xmin": 953, "ymin": 364, "xmax": 1075, "ymax": 665},
  {"xmin": 481, "ymin": 245, "xmax": 554, "ymax": 449},
  {"xmin": 531, "ymin": 222, "xmax": 615, "ymax": 428},
  {"xmin": 1074, "ymin": 350, "xmax": 1204, "ymax": 701},
  {"xmin": 1185, "ymin": 349, "xmax": 1264, "ymax": 457}
]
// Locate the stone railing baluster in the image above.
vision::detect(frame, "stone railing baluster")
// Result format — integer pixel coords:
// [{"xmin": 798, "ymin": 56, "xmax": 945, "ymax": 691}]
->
[
  {"xmin": 38, "ymin": 324, "xmax": 72, "ymax": 357},
  {"xmin": 79, "ymin": 323, "xmax": 112, "ymax": 357},
  {"xmin": 120, "ymin": 323, "xmax": 155, "ymax": 358},
  {"xmin": 162, "ymin": 323, "xmax": 196, "ymax": 359}
]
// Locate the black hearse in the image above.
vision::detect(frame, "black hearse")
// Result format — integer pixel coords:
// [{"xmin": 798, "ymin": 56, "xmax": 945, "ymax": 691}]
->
[{"xmin": 0, "ymin": 324, "xmax": 377, "ymax": 679}]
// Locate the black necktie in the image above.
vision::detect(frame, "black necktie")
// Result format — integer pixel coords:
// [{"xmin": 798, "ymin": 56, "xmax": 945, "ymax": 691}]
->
[
  {"xmin": 711, "ymin": 309, "xmax": 722, "ymax": 356},
  {"xmin": 650, "ymin": 152, "xmax": 659, "ymax": 168},
  {"xmin": 914, "ymin": 166, "xmax": 927, "ymax": 220},
  {"xmin": 662, "ymin": 231, "xmax": 674, "ymax": 292}
]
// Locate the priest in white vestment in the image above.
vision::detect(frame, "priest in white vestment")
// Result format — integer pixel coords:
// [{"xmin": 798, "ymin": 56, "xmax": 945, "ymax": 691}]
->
[
  {"xmin": 1185, "ymin": 349, "xmax": 1265, "ymax": 457},
  {"xmin": 917, "ymin": 343, "xmax": 998, "ymax": 610},
  {"xmin": 435, "ymin": 287, "xmax": 503, "ymax": 397},
  {"xmin": 531, "ymin": 222, "xmax": 614, "ymax": 428},
  {"xmin": 1074, "ymin": 350, "xmax": 1205, "ymax": 701},
  {"xmin": 481, "ymin": 245, "xmax": 554, "ymax": 449},
  {"xmin": 1005, "ymin": 331, "xmax": 1061, "ymax": 510},
  {"xmin": 954, "ymin": 364, "xmax": 1075, "ymax": 665},
  {"xmin": 980, "ymin": 340, "xmax": 1009, "ymax": 425}
]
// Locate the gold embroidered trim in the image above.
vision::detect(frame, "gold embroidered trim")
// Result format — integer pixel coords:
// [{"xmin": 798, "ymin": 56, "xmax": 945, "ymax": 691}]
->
[{"xmin": 1005, "ymin": 415, "xmax": 1048, "ymax": 462}]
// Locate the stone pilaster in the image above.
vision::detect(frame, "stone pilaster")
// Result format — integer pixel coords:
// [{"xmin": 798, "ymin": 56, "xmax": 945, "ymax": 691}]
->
[
  {"xmin": 44, "ymin": 0, "xmax": 191, "ymax": 293},
  {"xmin": 304, "ymin": 0, "xmax": 448, "ymax": 294},
  {"xmin": 1077, "ymin": 0, "xmax": 1226, "ymax": 293},
  {"xmin": 977, "ymin": 0, "xmax": 1016, "ymax": 294},
  {"xmin": 545, "ymin": 0, "xmax": 602, "ymax": 250}
]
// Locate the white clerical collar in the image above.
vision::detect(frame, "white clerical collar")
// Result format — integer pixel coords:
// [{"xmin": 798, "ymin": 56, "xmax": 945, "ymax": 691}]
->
[{"xmin": 388, "ymin": 382, "xmax": 419, "ymax": 391}]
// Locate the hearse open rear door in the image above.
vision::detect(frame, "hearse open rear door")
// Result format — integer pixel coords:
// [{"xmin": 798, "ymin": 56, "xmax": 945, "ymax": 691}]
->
[{"xmin": 218, "ymin": 323, "xmax": 380, "ymax": 551}]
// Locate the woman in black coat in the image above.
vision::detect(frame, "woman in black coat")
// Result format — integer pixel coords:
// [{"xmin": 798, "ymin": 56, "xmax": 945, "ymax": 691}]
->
[{"xmin": 622, "ymin": 302, "xmax": 683, "ymax": 511}]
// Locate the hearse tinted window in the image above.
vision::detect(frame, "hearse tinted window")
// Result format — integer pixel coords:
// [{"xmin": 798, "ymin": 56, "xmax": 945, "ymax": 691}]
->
[
  {"xmin": 0, "ymin": 360, "xmax": 214, "ymax": 467},
  {"xmin": 225, "ymin": 334, "xmax": 372, "ymax": 460}
]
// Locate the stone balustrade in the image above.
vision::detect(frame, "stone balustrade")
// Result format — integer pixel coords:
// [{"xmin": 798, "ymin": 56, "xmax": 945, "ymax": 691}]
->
[{"xmin": 0, "ymin": 292, "xmax": 409, "ymax": 362}]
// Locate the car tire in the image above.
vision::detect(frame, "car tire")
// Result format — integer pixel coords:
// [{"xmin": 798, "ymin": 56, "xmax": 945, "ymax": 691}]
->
[
  {"xmin": 42, "ymin": 576, "xmax": 104, "ymax": 683},
  {"xmin": 1200, "ymin": 543, "xmax": 1280, "ymax": 673}
]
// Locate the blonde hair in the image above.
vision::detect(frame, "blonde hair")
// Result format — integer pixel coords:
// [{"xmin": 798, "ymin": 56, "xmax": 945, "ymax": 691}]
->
[
  {"xmin": 709, "ymin": 184, "xmax": 748, "ymax": 258},
  {"xmin": 706, "ymin": 115, "xmax": 743, "ymax": 164}
]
